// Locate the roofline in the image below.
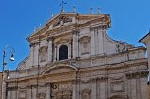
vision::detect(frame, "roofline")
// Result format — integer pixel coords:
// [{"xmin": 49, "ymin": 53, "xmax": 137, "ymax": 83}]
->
[{"xmin": 139, "ymin": 32, "xmax": 150, "ymax": 43}]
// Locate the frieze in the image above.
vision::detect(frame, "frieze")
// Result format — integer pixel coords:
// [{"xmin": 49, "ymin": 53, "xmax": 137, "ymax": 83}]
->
[
  {"xmin": 90, "ymin": 25, "xmax": 108, "ymax": 31},
  {"xmin": 125, "ymin": 71, "xmax": 148, "ymax": 79},
  {"xmin": 109, "ymin": 76, "xmax": 124, "ymax": 80},
  {"xmin": 27, "ymin": 84, "xmax": 38, "ymax": 89},
  {"xmin": 72, "ymin": 76, "xmax": 108, "ymax": 84}
]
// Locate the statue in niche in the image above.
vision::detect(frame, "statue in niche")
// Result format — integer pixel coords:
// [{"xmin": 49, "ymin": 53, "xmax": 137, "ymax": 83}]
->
[
  {"xmin": 79, "ymin": 36, "xmax": 90, "ymax": 55},
  {"xmin": 39, "ymin": 46, "xmax": 47, "ymax": 62},
  {"xmin": 81, "ymin": 89, "xmax": 91, "ymax": 99}
]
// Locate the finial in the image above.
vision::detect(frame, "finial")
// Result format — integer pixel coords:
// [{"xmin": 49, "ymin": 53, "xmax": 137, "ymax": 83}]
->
[
  {"xmin": 90, "ymin": 8, "xmax": 93, "ymax": 14},
  {"xmin": 60, "ymin": 1, "xmax": 67, "ymax": 13},
  {"xmin": 98, "ymin": 7, "xmax": 100, "ymax": 14},
  {"xmin": 51, "ymin": 12, "xmax": 54, "ymax": 18},
  {"xmin": 34, "ymin": 27, "xmax": 36, "ymax": 32},
  {"xmin": 39, "ymin": 24, "xmax": 42, "ymax": 28},
  {"xmin": 73, "ymin": 6, "xmax": 76, "ymax": 13}
]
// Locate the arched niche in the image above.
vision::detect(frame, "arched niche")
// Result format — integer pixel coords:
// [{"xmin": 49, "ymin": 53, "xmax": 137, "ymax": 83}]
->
[
  {"xmin": 39, "ymin": 46, "xmax": 47, "ymax": 62},
  {"xmin": 79, "ymin": 36, "xmax": 91, "ymax": 55}
]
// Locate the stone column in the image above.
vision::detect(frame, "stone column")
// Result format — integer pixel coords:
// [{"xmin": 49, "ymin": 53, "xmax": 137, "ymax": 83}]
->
[
  {"xmin": 34, "ymin": 43, "xmax": 40, "ymax": 66},
  {"xmin": 47, "ymin": 38, "xmax": 53, "ymax": 62},
  {"xmin": 29, "ymin": 43, "xmax": 35, "ymax": 66},
  {"xmin": 98, "ymin": 28, "xmax": 104, "ymax": 54},
  {"xmin": 94, "ymin": 28, "xmax": 99, "ymax": 55},
  {"xmin": 91, "ymin": 79, "xmax": 97, "ymax": 99},
  {"xmin": 7, "ymin": 90, "xmax": 11, "ymax": 99},
  {"xmin": 90, "ymin": 28, "xmax": 95, "ymax": 56},
  {"xmin": 32, "ymin": 87, "xmax": 37, "ymax": 99},
  {"xmin": 73, "ymin": 31, "xmax": 77, "ymax": 58},
  {"xmin": 73, "ymin": 30, "xmax": 79, "ymax": 58},
  {"xmin": 27, "ymin": 86, "xmax": 32, "ymax": 99},
  {"xmin": 68, "ymin": 44, "xmax": 71, "ymax": 59},
  {"xmin": 136, "ymin": 78, "xmax": 141, "ymax": 99},
  {"xmin": 54, "ymin": 45, "xmax": 57, "ymax": 61},
  {"xmin": 72, "ymin": 81, "xmax": 77, "ymax": 99},
  {"xmin": 46, "ymin": 83, "xmax": 51, "ymax": 99},
  {"xmin": 140, "ymin": 77, "xmax": 148, "ymax": 99},
  {"xmin": 131, "ymin": 79, "xmax": 137, "ymax": 99},
  {"xmin": 100, "ymin": 82, "xmax": 106, "ymax": 99},
  {"xmin": 127, "ymin": 79, "xmax": 132, "ymax": 99},
  {"xmin": 12, "ymin": 91, "xmax": 16, "ymax": 99}
]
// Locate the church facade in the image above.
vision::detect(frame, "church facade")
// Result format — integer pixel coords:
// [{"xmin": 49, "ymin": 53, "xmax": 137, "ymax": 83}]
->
[{"xmin": 2, "ymin": 11, "xmax": 148, "ymax": 99}]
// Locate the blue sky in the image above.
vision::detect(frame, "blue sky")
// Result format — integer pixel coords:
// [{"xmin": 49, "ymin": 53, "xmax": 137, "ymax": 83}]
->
[{"xmin": 0, "ymin": 0, "xmax": 150, "ymax": 71}]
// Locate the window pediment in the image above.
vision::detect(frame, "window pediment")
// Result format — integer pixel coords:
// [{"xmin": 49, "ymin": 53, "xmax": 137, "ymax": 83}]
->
[{"xmin": 42, "ymin": 64, "xmax": 77, "ymax": 74}]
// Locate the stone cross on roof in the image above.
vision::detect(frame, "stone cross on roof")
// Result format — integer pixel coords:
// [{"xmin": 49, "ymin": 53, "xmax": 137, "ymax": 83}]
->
[{"xmin": 60, "ymin": 1, "xmax": 67, "ymax": 13}]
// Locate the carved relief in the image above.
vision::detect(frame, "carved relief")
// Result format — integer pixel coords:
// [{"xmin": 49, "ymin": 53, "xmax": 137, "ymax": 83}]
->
[
  {"xmin": 110, "ymin": 81, "xmax": 125, "ymax": 93},
  {"xmin": 116, "ymin": 42, "xmax": 126, "ymax": 53},
  {"xmin": 79, "ymin": 36, "xmax": 91, "ymax": 55},
  {"xmin": 39, "ymin": 46, "xmax": 47, "ymax": 62},
  {"xmin": 53, "ymin": 16, "xmax": 72, "ymax": 27}
]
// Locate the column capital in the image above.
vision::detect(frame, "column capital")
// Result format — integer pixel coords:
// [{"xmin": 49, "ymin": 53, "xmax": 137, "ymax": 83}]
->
[
  {"xmin": 29, "ymin": 43, "xmax": 36, "ymax": 47},
  {"xmin": 73, "ymin": 30, "xmax": 79, "ymax": 35},
  {"xmin": 47, "ymin": 37, "xmax": 54, "ymax": 41}
]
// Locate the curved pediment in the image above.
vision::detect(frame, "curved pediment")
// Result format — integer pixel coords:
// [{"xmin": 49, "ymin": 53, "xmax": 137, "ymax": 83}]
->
[{"xmin": 42, "ymin": 63, "xmax": 78, "ymax": 74}]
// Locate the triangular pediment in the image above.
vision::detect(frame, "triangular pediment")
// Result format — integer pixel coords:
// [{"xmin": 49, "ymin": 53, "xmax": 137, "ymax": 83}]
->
[
  {"xmin": 46, "ymin": 12, "xmax": 109, "ymax": 27},
  {"xmin": 46, "ymin": 13, "xmax": 76, "ymax": 27},
  {"xmin": 27, "ymin": 12, "xmax": 110, "ymax": 42},
  {"xmin": 42, "ymin": 63, "xmax": 78, "ymax": 74}
]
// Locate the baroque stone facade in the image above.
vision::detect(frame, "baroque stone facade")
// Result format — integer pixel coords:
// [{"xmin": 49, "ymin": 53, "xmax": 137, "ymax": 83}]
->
[{"xmin": 2, "ymin": 11, "xmax": 148, "ymax": 99}]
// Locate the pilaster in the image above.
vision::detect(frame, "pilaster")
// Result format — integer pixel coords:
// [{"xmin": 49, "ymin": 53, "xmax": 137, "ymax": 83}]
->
[
  {"xmin": 7, "ymin": 90, "xmax": 11, "ymax": 99},
  {"xmin": 54, "ymin": 45, "xmax": 57, "ymax": 61},
  {"xmin": 32, "ymin": 87, "xmax": 37, "ymax": 99},
  {"xmin": 72, "ymin": 80, "xmax": 77, "ymax": 99},
  {"xmin": 98, "ymin": 28, "xmax": 104, "ymax": 54},
  {"xmin": 33, "ymin": 42, "xmax": 40, "ymax": 66},
  {"xmin": 47, "ymin": 37, "xmax": 53, "ymax": 62},
  {"xmin": 46, "ymin": 83, "xmax": 51, "ymax": 99},
  {"xmin": 29, "ymin": 43, "xmax": 35, "ymax": 66},
  {"xmin": 91, "ymin": 79, "xmax": 97, "ymax": 99},
  {"xmin": 90, "ymin": 28, "xmax": 95, "ymax": 55},
  {"xmin": 72, "ymin": 30, "xmax": 79, "ymax": 58},
  {"xmin": 27, "ymin": 86, "xmax": 32, "ymax": 99}
]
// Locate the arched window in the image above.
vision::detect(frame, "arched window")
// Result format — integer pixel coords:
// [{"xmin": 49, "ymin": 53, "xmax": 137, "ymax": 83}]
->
[{"xmin": 59, "ymin": 45, "xmax": 68, "ymax": 60}]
